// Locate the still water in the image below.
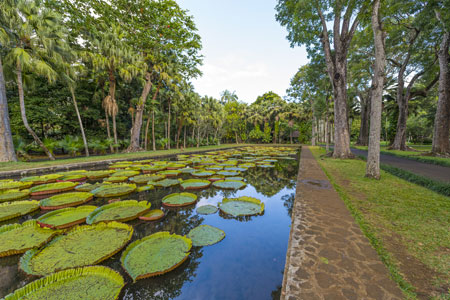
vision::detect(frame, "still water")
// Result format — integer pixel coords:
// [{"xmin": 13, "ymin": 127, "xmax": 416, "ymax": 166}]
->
[{"xmin": 0, "ymin": 152, "xmax": 299, "ymax": 300}]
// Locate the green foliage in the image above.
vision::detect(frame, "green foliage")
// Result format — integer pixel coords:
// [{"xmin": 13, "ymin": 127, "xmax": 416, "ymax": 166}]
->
[
  {"xmin": 262, "ymin": 122, "xmax": 272, "ymax": 143},
  {"xmin": 187, "ymin": 225, "xmax": 225, "ymax": 247},
  {"xmin": 249, "ymin": 124, "xmax": 264, "ymax": 142}
]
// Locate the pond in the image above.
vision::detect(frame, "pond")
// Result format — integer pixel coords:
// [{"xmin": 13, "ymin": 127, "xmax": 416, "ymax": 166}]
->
[{"xmin": 0, "ymin": 146, "xmax": 299, "ymax": 300}]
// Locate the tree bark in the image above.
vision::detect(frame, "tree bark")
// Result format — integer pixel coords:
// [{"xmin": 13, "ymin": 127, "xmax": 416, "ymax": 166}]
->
[
  {"xmin": 184, "ymin": 125, "xmax": 186, "ymax": 149},
  {"xmin": 167, "ymin": 99, "xmax": 171, "ymax": 150},
  {"xmin": 70, "ymin": 87, "xmax": 89, "ymax": 157},
  {"xmin": 366, "ymin": 0, "xmax": 386, "ymax": 179},
  {"xmin": 0, "ymin": 56, "xmax": 17, "ymax": 162},
  {"xmin": 357, "ymin": 89, "xmax": 371, "ymax": 146},
  {"xmin": 176, "ymin": 117, "xmax": 183, "ymax": 149},
  {"xmin": 144, "ymin": 110, "xmax": 151, "ymax": 151},
  {"xmin": 16, "ymin": 64, "xmax": 54, "ymax": 160},
  {"xmin": 432, "ymin": 31, "xmax": 450, "ymax": 155},
  {"xmin": 152, "ymin": 108, "xmax": 156, "ymax": 151},
  {"xmin": 128, "ymin": 71, "xmax": 152, "ymax": 151},
  {"xmin": 311, "ymin": 114, "xmax": 317, "ymax": 146},
  {"xmin": 107, "ymin": 70, "xmax": 118, "ymax": 152},
  {"xmin": 325, "ymin": 97, "xmax": 330, "ymax": 153}
]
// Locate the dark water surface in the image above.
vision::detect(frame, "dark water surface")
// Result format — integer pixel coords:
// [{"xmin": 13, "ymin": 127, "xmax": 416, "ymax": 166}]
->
[{"xmin": 0, "ymin": 152, "xmax": 299, "ymax": 300}]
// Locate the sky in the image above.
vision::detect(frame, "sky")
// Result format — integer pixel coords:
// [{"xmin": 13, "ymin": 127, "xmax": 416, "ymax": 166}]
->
[{"xmin": 177, "ymin": 0, "xmax": 309, "ymax": 104}]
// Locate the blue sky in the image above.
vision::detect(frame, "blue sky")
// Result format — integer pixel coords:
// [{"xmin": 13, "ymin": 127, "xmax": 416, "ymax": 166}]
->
[{"xmin": 177, "ymin": 0, "xmax": 309, "ymax": 103}]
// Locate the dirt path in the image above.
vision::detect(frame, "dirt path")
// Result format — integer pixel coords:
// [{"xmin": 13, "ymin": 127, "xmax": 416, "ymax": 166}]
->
[
  {"xmin": 281, "ymin": 147, "xmax": 404, "ymax": 300},
  {"xmin": 351, "ymin": 148, "xmax": 450, "ymax": 183}
]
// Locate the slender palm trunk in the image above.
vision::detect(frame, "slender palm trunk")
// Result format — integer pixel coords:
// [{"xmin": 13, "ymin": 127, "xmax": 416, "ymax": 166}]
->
[
  {"xmin": 144, "ymin": 110, "xmax": 151, "ymax": 150},
  {"xmin": 325, "ymin": 98, "xmax": 330, "ymax": 153},
  {"xmin": 197, "ymin": 126, "xmax": 200, "ymax": 148},
  {"xmin": 311, "ymin": 115, "xmax": 317, "ymax": 146},
  {"xmin": 167, "ymin": 99, "xmax": 171, "ymax": 150},
  {"xmin": 176, "ymin": 118, "xmax": 183, "ymax": 149},
  {"xmin": 16, "ymin": 64, "xmax": 54, "ymax": 160},
  {"xmin": 129, "ymin": 72, "xmax": 152, "ymax": 151},
  {"xmin": 70, "ymin": 87, "xmax": 89, "ymax": 157},
  {"xmin": 152, "ymin": 108, "xmax": 156, "ymax": 151},
  {"xmin": 104, "ymin": 111, "xmax": 113, "ymax": 153},
  {"xmin": 0, "ymin": 57, "xmax": 16, "ymax": 162},
  {"xmin": 183, "ymin": 126, "xmax": 186, "ymax": 149},
  {"xmin": 107, "ymin": 70, "xmax": 119, "ymax": 152}
]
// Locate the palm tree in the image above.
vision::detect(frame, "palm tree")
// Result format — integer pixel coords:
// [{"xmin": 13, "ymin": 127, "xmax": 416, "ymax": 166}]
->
[
  {"xmin": 3, "ymin": 0, "xmax": 68, "ymax": 160},
  {"xmin": 220, "ymin": 90, "xmax": 238, "ymax": 104}
]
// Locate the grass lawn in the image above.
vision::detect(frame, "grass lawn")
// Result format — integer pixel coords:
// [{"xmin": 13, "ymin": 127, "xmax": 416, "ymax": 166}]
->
[
  {"xmin": 0, "ymin": 144, "xmax": 249, "ymax": 172},
  {"xmin": 310, "ymin": 147, "xmax": 450, "ymax": 299}
]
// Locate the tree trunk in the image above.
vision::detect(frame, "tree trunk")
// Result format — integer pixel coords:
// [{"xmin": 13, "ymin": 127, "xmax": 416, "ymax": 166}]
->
[
  {"xmin": 107, "ymin": 71, "xmax": 119, "ymax": 152},
  {"xmin": 104, "ymin": 110, "xmax": 113, "ymax": 153},
  {"xmin": 325, "ymin": 97, "xmax": 330, "ymax": 153},
  {"xmin": 176, "ymin": 118, "xmax": 183, "ymax": 149},
  {"xmin": 128, "ymin": 72, "xmax": 152, "ymax": 152},
  {"xmin": 0, "ymin": 56, "xmax": 17, "ymax": 162},
  {"xmin": 366, "ymin": 0, "xmax": 385, "ymax": 179},
  {"xmin": 197, "ymin": 126, "xmax": 200, "ymax": 148},
  {"xmin": 70, "ymin": 87, "xmax": 89, "ymax": 157},
  {"xmin": 357, "ymin": 90, "xmax": 371, "ymax": 146},
  {"xmin": 16, "ymin": 64, "xmax": 54, "ymax": 160},
  {"xmin": 152, "ymin": 108, "xmax": 156, "ymax": 151},
  {"xmin": 311, "ymin": 115, "xmax": 317, "ymax": 146},
  {"xmin": 432, "ymin": 31, "xmax": 450, "ymax": 155},
  {"xmin": 184, "ymin": 125, "xmax": 186, "ymax": 149},
  {"xmin": 167, "ymin": 99, "xmax": 171, "ymax": 150},
  {"xmin": 235, "ymin": 131, "xmax": 239, "ymax": 144},
  {"xmin": 144, "ymin": 110, "xmax": 151, "ymax": 151}
]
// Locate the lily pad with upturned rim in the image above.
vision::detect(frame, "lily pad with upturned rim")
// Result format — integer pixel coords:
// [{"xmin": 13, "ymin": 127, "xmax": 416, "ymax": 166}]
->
[
  {"xmin": 0, "ymin": 181, "xmax": 32, "ymax": 191},
  {"xmin": 120, "ymin": 232, "xmax": 192, "ymax": 281},
  {"xmin": 20, "ymin": 174, "xmax": 64, "ymax": 185},
  {"xmin": 103, "ymin": 176, "xmax": 128, "ymax": 183},
  {"xmin": 130, "ymin": 174, "xmax": 165, "ymax": 184},
  {"xmin": 136, "ymin": 184, "xmax": 154, "ymax": 192},
  {"xmin": 192, "ymin": 170, "xmax": 216, "ymax": 178},
  {"xmin": 2, "ymin": 266, "xmax": 125, "ymax": 300},
  {"xmin": 58, "ymin": 174, "xmax": 86, "ymax": 182},
  {"xmin": 85, "ymin": 170, "xmax": 115, "ymax": 179},
  {"xmin": 91, "ymin": 183, "xmax": 136, "ymax": 198},
  {"xmin": 180, "ymin": 179, "xmax": 211, "ymax": 190},
  {"xmin": 37, "ymin": 206, "xmax": 97, "ymax": 229},
  {"xmin": 139, "ymin": 209, "xmax": 165, "ymax": 221},
  {"xmin": 212, "ymin": 179, "xmax": 247, "ymax": 190},
  {"xmin": 0, "ymin": 189, "xmax": 30, "ymax": 202},
  {"xmin": 152, "ymin": 179, "xmax": 181, "ymax": 188},
  {"xmin": 158, "ymin": 170, "xmax": 181, "ymax": 177},
  {"xmin": 86, "ymin": 200, "xmax": 151, "ymax": 224},
  {"xmin": 162, "ymin": 193, "xmax": 197, "ymax": 207},
  {"xmin": 187, "ymin": 225, "xmax": 225, "ymax": 246},
  {"xmin": 0, "ymin": 200, "xmax": 40, "ymax": 222},
  {"xmin": 217, "ymin": 170, "xmax": 240, "ymax": 177},
  {"xmin": 218, "ymin": 196, "xmax": 265, "ymax": 217},
  {"xmin": 0, "ymin": 220, "xmax": 59, "ymax": 257},
  {"xmin": 75, "ymin": 182, "xmax": 109, "ymax": 192},
  {"xmin": 20, "ymin": 221, "xmax": 133, "ymax": 276},
  {"xmin": 39, "ymin": 192, "xmax": 94, "ymax": 210},
  {"xmin": 30, "ymin": 182, "xmax": 78, "ymax": 196},
  {"xmin": 196, "ymin": 205, "xmax": 218, "ymax": 215}
]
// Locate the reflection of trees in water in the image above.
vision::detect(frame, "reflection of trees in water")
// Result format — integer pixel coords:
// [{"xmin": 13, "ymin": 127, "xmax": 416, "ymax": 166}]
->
[
  {"xmin": 271, "ymin": 285, "xmax": 281, "ymax": 300},
  {"xmin": 218, "ymin": 209, "xmax": 264, "ymax": 222},
  {"xmin": 244, "ymin": 159, "xmax": 298, "ymax": 197},
  {"xmin": 281, "ymin": 193, "xmax": 295, "ymax": 218}
]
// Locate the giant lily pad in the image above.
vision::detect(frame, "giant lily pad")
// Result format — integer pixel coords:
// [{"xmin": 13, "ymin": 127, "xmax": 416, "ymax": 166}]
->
[
  {"xmin": 130, "ymin": 174, "xmax": 165, "ymax": 184},
  {"xmin": 180, "ymin": 179, "xmax": 211, "ymax": 190},
  {"xmin": 58, "ymin": 174, "xmax": 86, "ymax": 182},
  {"xmin": 196, "ymin": 205, "xmax": 218, "ymax": 215},
  {"xmin": 217, "ymin": 170, "xmax": 240, "ymax": 177},
  {"xmin": 0, "ymin": 200, "xmax": 40, "ymax": 222},
  {"xmin": 91, "ymin": 183, "xmax": 136, "ymax": 198},
  {"xmin": 21, "ymin": 174, "xmax": 64, "ymax": 185},
  {"xmin": 30, "ymin": 182, "xmax": 78, "ymax": 196},
  {"xmin": 192, "ymin": 170, "xmax": 216, "ymax": 178},
  {"xmin": 85, "ymin": 170, "xmax": 115, "ymax": 179},
  {"xmin": 20, "ymin": 222, "xmax": 133, "ymax": 276},
  {"xmin": 112, "ymin": 170, "xmax": 140, "ymax": 178},
  {"xmin": 153, "ymin": 179, "xmax": 180, "ymax": 188},
  {"xmin": 37, "ymin": 206, "xmax": 97, "ymax": 229},
  {"xmin": 136, "ymin": 184, "xmax": 154, "ymax": 192},
  {"xmin": 218, "ymin": 196, "xmax": 265, "ymax": 216},
  {"xmin": 158, "ymin": 170, "xmax": 181, "ymax": 177},
  {"xmin": 0, "ymin": 181, "xmax": 32, "ymax": 191},
  {"xmin": 166, "ymin": 163, "xmax": 186, "ymax": 170},
  {"xmin": 141, "ymin": 165, "xmax": 166, "ymax": 173},
  {"xmin": 103, "ymin": 176, "xmax": 128, "ymax": 183},
  {"xmin": 139, "ymin": 209, "xmax": 165, "ymax": 221},
  {"xmin": 212, "ymin": 179, "xmax": 247, "ymax": 190},
  {"xmin": 120, "ymin": 232, "xmax": 192, "ymax": 281},
  {"xmin": 75, "ymin": 182, "xmax": 109, "ymax": 192},
  {"xmin": 0, "ymin": 220, "xmax": 59, "ymax": 257},
  {"xmin": 0, "ymin": 189, "xmax": 30, "ymax": 202},
  {"xmin": 187, "ymin": 225, "xmax": 225, "ymax": 246},
  {"xmin": 3, "ymin": 266, "xmax": 124, "ymax": 300},
  {"xmin": 162, "ymin": 193, "xmax": 197, "ymax": 207},
  {"xmin": 39, "ymin": 192, "xmax": 94, "ymax": 210},
  {"xmin": 86, "ymin": 200, "xmax": 151, "ymax": 224}
]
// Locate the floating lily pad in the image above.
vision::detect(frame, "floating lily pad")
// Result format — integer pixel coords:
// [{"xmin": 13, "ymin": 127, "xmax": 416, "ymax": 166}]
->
[
  {"xmin": 37, "ymin": 206, "xmax": 97, "ymax": 229},
  {"xmin": 141, "ymin": 165, "xmax": 166, "ymax": 173},
  {"xmin": 180, "ymin": 179, "xmax": 211, "ymax": 190},
  {"xmin": 225, "ymin": 166, "xmax": 248, "ymax": 172},
  {"xmin": 58, "ymin": 174, "xmax": 86, "ymax": 182},
  {"xmin": 39, "ymin": 192, "xmax": 94, "ymax": 210},
  {"xmin": 153, "ymin": 179, "xmax": 181, "ymax": 188},
  {"xmin": 0, "ymin": 220, "xmax": 59, "ymax": 257},
  {"xmin": 212, "ymin": 179, "xmax": 247, "ymax": 190},
  {"xmin": 3, "ymin": 266, "xmax": 125, "ymax": 300},
  {"xmin": 196, "ymin": 205, "xmax": 218, "ymax": 215},
  {"xmin": 162, "ymin": 193, "xmax": 197, "ymax": 207},
  {"xmin": 120, "ymin": 232, "xmax": 192, "ymax": 281},
  {"xmin": 166, "ymin": 163, "xmax": 186, "ymax": 170},
  {"xmin": 139, "ymin": 209, "xmax": 165, "ymax": 221},
  {"xmin": 91, "ymin": 184, "xmax": 136, "ymax": 198},
  {"xmin": 227, "ymin": 176, "xmax": 245, "ymax": 181},
  {"xmin": 205, "ymin": 166, "xmax": 223, "ymax": 171},
  {"xmin": 30, "ymin": 182, "xmax": 78, "ymax": 196},
  {"xmin": 75, "ymin": 182, "xmax": 109, "ymax": 192},
  {"xmin": 136, "ymin": 184, "xmax": 154, "ymax": 192},
  {"xmin": 187, "ymin": 225, "xmax": 225, "ymax": 246},
  {"xmin": 85, "ymin": 170, "xmax": 115, "ymax": 179},
  {"xmin": 0, "ymin": 181, "xmax": 32, "ymax": 191},
  {"xmin": 20, "ymin": 222, "xmax": 133, "ymax": 276},
  {"xmin": 0, "ymin": 189, "xmax": 30, "ymax": 202},
  {"xmin": 217, "ymin": 170, "xmax": 240, "ymax": 176},
  {"xmin": 103, "ymin": 176, "xmax": 128, "ymax": 183},
  {"xmin": 258, "ymin": 164, "xmax": 274, "ymax": 168},
  {"xmin": 86, "ymin": 200, "xmax": 151, "ymax": 224},
  {"xmin": 112, "ymin": 170, "xmax": 140, "ymax": 178},
  {"xmin": 20, "ymin": 174, "xmax": 64, "ymax": 185},
  {"xmin": 0, "ymin": 200, "xmax": 40, "ymax": 222},
  {"xmin": 130, "ymin": 174, "xmax": 165, "ymax": 184},
  {"xmin": 179, "ymin": 167, "xmax": 195, "ymax": 174},
  {"xmin": 219, "ymin": 196, "xmax": 265, "ymax": 216},
  {"xmin": 158, "ymin": 170, "xmax": 181, "ymax": 177},
  {"xmin": 192, "ymin": 170, "xmax": 216, "ymax": 178},
  {"xmin": 207, "ymin": 175, "xmax": 225, "ymax": 182}
]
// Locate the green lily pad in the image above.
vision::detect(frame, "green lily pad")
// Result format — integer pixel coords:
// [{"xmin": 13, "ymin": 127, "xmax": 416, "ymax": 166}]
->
[
  {"xmin": 139, "ymin": 209, "xmax": 165, "ymax": 221},
  {"xmin": 30, "ymin": 182, "xmax": 78, "ymax": 196},
  {"xmin": 0, "ymin": 181, "xmax": 32, "ymax": 191},
  {"xmin": 162, "ymin": 193, "xmax": 198, "ymax": 207},
  {"xmin": 120, "ymin": 232, "xmax": 192, "ymax": 281},
  {"xmin": 85, "ymin": 170, "xmax": 115, "ymax": 179},
  {"xmin": 0, "ymin": 220, "xmax": 59, "ymax": 257},
  {"xmin": 112, "ymin": 170, "xmax": 140, "ymax": 178},
  {"xmin": 136, "ymin": 184, "xmax": 154, "ymax": 192},
  {"xmin": 225, "ymin": 166, "xmax": 247, "ymax": 172},
  {"xmin": 207, "ymin": 175, "xmax": 225, "ymax": 182},
  {"xmin": 141, "ymin": 165, "xmax": 166, "ymax": 173},
  {"xmin": 196, "ymin": 205, "xmax": 218, "ymax": 215},
  {"xmin": 205, "ymin": 166, "xmax": 223, "ymax": 171},
  {"xmin": 217, "ymin": 170, "xmax": 240, "ymax": 176},
  {"xmin": 153, "ymin": 179, "xmax": 181, "ymax": 188},
  {"xmin": 86, "ymin": 200, "xmax": 151, "ymax": 224},
  {"xmin": 3, "ymin": 266, "xmax": 125, "ymax": 300},
  {"xmin": 258, "ymin": 164, "xmax": 274, "ymax": 168},
  {"xmin": 192, "ymin": 170, "xmax": 216, "ymax": 178},
  {"xmin": 227, "ymin": 176, "xmax": 245, "ymax": 181},
  {"xmin": 158, "ymin": 170, "xmax": 181, "ymax": 177},
  {"xmin": 37, "ymin": 206, "xmax": 98, "ymax": 229},
  {"xmin": 166, "ymin": 163, "xmax": 186, "ymax": 170},
  {"xmin": 39, "ymin": 192, "xmax": 94, "ymax": 210},
  {"xmin": 0, "ymin": 200, "xmax": 40, "ymax": 222},
  {"xmin": 91, "ymin": 183, "xmax": 136, "ymax": 198},
  {"xmin": 179, "ymin": 167, "xmax": 195, "ymax": 174},
  {"xmin": 212, "ymin": 179, "xmax": 247, "ymax": 190},
  {"xmin": 187, "ymin": 225, "xmax": 225, "ymax": 246},
  {"xmin": 180, "ymin": 179, "xmax": 211, "ymax": 190},
  {"xmin": 0, "ymin": 189, "xmax": 30, "ymax": 202},
  {"xmin": 20, "ymin": 222, "xmax": 133, "ymax": 276},
  {"xmin": 103, "ymin": 176, "xmax": 128, "ymax": 183},
  {"xmin": 130, "ymin": 174, "xmax": 165, "ymax": 184},
  {"xmin": 218, "ymin": 196, "xmax": 265, "ymax": 216},
  {"xmin": 59, "ymin": 174, "xmax": 86, "ymax": 182},
  {"xmin": 75, "ymin": 182, "xmax": 109, "ymax": 192},
  {"xmin": 20, "ymin": 174, "xmax": 64, "ymax": 185}
]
